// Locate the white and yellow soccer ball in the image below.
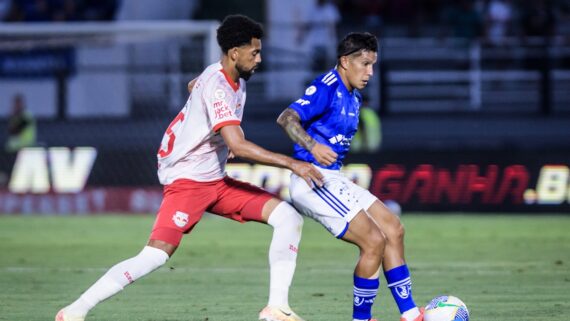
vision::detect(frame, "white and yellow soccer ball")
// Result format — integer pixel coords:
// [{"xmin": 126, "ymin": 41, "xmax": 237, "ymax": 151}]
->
[{"xmin": 424, "ymin": 295, "xmax": 469, "ymax": 321}]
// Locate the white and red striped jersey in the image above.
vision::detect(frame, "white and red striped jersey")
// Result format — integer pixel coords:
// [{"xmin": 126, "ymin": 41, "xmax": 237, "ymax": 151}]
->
[{"xmin": 157, "ymin": 62, "xmax": 246, "ymax": 184}]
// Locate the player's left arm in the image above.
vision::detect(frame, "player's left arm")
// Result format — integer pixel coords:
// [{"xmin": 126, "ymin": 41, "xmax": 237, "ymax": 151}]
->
[
  {"xmin": 276, "ymin": 108, "xmax": 316, "ymax": 151},
  {"xmin": 277, "ymin": 108, "xmax": 337, "ymax": 166}
]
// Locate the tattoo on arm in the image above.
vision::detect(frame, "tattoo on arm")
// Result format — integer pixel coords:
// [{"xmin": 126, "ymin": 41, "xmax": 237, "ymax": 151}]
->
[{"xmin": 277, "ymin": 108, "xmax": 316, "ymax": 151}]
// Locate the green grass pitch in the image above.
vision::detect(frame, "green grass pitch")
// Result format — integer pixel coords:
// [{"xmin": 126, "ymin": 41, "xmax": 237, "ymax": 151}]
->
[{"xmin": 1, "ymin": 213, "xmax": 569, "ymax": 321}]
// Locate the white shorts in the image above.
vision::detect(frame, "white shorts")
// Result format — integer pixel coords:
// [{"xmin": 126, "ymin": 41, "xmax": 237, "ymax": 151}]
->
[{"xmin": 289, "ymin": 166, "xmax": 377, "ymax": 238}]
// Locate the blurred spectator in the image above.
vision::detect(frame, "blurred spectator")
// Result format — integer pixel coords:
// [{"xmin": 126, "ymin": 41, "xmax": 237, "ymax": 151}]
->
[
  {"xmin": 351, "ymin": 95, "xmax": 382, "ymax": 154},
  {"xmin": 5, "ymin": 94, "xmax": 36, "ymax": 153},
  {"xmin": 299, "ymin": 0, "xmax": 340, "ymax": 71},
  {"xmin": 443, "ymin": 0, "xmax": 484, "ymax": 40},
  {"xmin": 484, "ymin": 0, "xmax": 515, "ymax": 45}
]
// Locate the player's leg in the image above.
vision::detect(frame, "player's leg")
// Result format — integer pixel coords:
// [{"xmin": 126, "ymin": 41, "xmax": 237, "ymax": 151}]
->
[
  {"xmin": 341, "ymin": 211, "xmax": 386, "ymax": 321},
  {"xmin": 56, "ymin": 180, "xmax": 213, "ymax": 321},
  {"xmin": 289, "ymin": 171, "xmax": 384, "ymax": 321},
  {"xmin": 258, "ymin": 198, "xmax": 305, "ymax": 321},
  {"xmin": 365, "ymin": 200, "xmax": 423, "ymax": 321},
  {"xmin": 56, "ymin": 244, "xmax": 171, "ymax": 321},
  {"xmin": 211, "ymin": 177, "xmax": 304, "ymax": 321}
]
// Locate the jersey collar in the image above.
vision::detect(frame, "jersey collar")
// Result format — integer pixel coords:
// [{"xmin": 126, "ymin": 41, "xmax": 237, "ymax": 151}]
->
[
  {"xmin": 219, "ymin": 65, "xmax": 240, "ymax": 92},
  {"xmin": 332, "ymin": 68, "xmax": 354, "ymax": 96}
]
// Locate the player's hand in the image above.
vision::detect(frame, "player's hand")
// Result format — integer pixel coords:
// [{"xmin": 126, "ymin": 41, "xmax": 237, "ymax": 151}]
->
[
  {"xmin": 290, "ymin": 160, "xmax": 324, "ymax": 187},
  {"xmin": 310, "ymin": 143, "xmax": 338, "ymax": 167},
  {"xmin": 228, "ymin": 150, "xmax": 235, "ymax": 159}
]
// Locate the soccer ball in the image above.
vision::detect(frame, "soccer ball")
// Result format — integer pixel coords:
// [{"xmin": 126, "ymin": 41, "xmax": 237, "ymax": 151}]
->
[{"xmin": 424, "ymin": 295, "xmax": 469, "ymax": 321}]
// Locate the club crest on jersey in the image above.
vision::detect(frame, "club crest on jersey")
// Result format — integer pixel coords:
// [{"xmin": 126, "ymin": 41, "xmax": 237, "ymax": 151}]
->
[
  {"xmin": 214, "ymin": 89, "xmax": 226, "ymax": 100},
  {"xmin": 305, "ymin": 85, "xmax": 317, "ymax": 96},
  {"xmin": 396, "ymin": 284, "xmax": 411, "ymax": 299},
  {"xmin": 172, "ymin": 211, "xmax": 189, "ymax": 228}
]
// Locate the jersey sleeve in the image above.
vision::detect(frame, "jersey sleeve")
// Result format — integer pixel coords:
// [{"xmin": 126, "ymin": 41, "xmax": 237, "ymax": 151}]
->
[
  {"xmin": 203, "ymin": 77, "xmax": 241, "ymax": 132},
  {"xmin": 288, "ymin": 82, "xmax": 333, "ymax": 122}
]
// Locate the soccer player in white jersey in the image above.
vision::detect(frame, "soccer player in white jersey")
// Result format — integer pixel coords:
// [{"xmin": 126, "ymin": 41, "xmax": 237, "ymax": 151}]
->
[
  {"xmin": 55, "ymin": 15, "xmax": 323, "ymax": 321},
  {"xmin": 277, "ymin": 33, "xmax": 424, "ymax": 321}
]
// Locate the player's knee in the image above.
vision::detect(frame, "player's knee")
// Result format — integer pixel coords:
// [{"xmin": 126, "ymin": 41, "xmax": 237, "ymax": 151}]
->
[
  {"xmin": 268, "ymin": 201, "xmax": 304, "ymax": 230},
  {"xmin": 389, "ymin": 220, "xmax": 405, "ymax": 244},
  {"xmin": 364, "ymin": 229, "xmax": 386, "ymax": 256}
]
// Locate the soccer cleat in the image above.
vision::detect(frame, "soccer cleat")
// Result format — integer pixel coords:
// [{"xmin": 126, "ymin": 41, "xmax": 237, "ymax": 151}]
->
[
  {"xmin": 400, "ymin": 307, "xmax": 425, "ymax": 321},
  {"xmin": 55, "ymin": 308, "xmax": 85, "ymax": 321},
  {"xmin": 259, "ymin": 306, "xmax": 305, "ymax": 321}
]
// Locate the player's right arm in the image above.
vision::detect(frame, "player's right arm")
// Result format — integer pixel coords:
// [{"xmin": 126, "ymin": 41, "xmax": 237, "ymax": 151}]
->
[
  {"xmin": 277, "ymin": 108, "xmax": 337, "ymax": 166},
  {"xmin": 219, "ymin": 124, "xmax": 323, "ymax": 187}
]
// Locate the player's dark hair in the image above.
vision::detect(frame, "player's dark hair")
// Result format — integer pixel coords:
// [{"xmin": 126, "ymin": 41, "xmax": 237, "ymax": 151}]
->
[
  {"xmin": 217, "ymin": 14, "xmax": 264, "ymax": 53},
  {"xmin": 337, "ymin": 32, "xmax": 378, "ymax": 59}
]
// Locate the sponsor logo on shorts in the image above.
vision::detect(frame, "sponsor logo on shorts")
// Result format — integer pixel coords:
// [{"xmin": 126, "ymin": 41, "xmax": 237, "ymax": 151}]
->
[{"xmin": 172, "ymin": 211, "xmax": 189, "ymax": 228}]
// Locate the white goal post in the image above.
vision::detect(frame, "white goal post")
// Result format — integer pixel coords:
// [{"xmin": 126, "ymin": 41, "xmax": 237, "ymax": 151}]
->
[{"xmin": 0, "ymin": 21, "xmax": 220, "ymax": 65}]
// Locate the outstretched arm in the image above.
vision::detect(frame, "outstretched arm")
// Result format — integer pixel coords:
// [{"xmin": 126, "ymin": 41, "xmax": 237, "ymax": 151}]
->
[
  {"xmin": 277, "ymin": 108, "xmax": 337, "ymax": 166},
  {"xmin": 220, "ymin": 124, "xmax": 323, "ymax": 187}
]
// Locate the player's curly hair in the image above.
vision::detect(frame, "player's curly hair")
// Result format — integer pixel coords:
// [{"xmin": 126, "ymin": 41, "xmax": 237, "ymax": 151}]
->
[
  {"xmin": 337, "ymin": 32, "xmax": 378, "ymax": 59},
  {"xmin": 217, "ymin": 14, "xmax": 264, "ymax": 53}
]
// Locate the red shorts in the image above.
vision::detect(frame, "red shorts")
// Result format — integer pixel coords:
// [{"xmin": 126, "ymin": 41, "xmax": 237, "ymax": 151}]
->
[{"xmin": 149, "ymin": 176, "xmax": 275, "ymax": 246}]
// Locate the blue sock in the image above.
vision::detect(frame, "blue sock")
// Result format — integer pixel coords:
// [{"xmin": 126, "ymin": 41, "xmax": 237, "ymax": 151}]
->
[
  {"xmin": 384, "ymin": 265, "xmax": 417, "ymax": 314},
  {"xmin": 353, "ymin": 275, "xmax": 379, "ymax": 320}
]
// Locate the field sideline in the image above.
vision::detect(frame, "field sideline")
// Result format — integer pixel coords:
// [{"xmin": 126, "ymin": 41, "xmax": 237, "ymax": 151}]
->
[{"xmin": 1, "ymin": 214, "xmax": 569, "ymax": 321}]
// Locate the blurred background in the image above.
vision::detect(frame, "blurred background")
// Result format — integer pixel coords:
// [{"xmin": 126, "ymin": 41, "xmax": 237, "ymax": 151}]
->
[{"xmin": 0, "ymin": 0, "xmax": 569, "ymax": 214}]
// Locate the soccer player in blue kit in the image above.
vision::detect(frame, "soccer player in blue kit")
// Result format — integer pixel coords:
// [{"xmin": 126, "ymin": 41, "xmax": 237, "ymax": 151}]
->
[{"xmin": 277, "ymin": 32, "xmax": 424, "ymax": 321}]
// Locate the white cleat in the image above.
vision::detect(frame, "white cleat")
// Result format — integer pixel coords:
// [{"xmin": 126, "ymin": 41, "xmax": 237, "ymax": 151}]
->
[
  {"xmin": 259, "ymin": 306, "xmax": 305, "ymax": 321},
  {"xmin": 55, "ymin": 308, "xmax": 85, "ymax": 321}
]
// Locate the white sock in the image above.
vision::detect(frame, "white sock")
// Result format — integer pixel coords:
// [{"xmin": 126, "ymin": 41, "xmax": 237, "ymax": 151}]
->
[
  {"xmin": 402, "ymin": 307, "xmax": 421, "ymax": 321},
  {"xmin": 65, "ymin": 246, "xmax": 169, "ymax": 317},
  {"xmin": 266, "ymin": 202, "xmax": 303, "ymax": 307}
]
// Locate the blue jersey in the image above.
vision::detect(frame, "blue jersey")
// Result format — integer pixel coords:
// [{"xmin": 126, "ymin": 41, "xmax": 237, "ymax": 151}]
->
[{"xmin": 288, "ymin": 69, "xmax": 362, "ymax": 170}]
